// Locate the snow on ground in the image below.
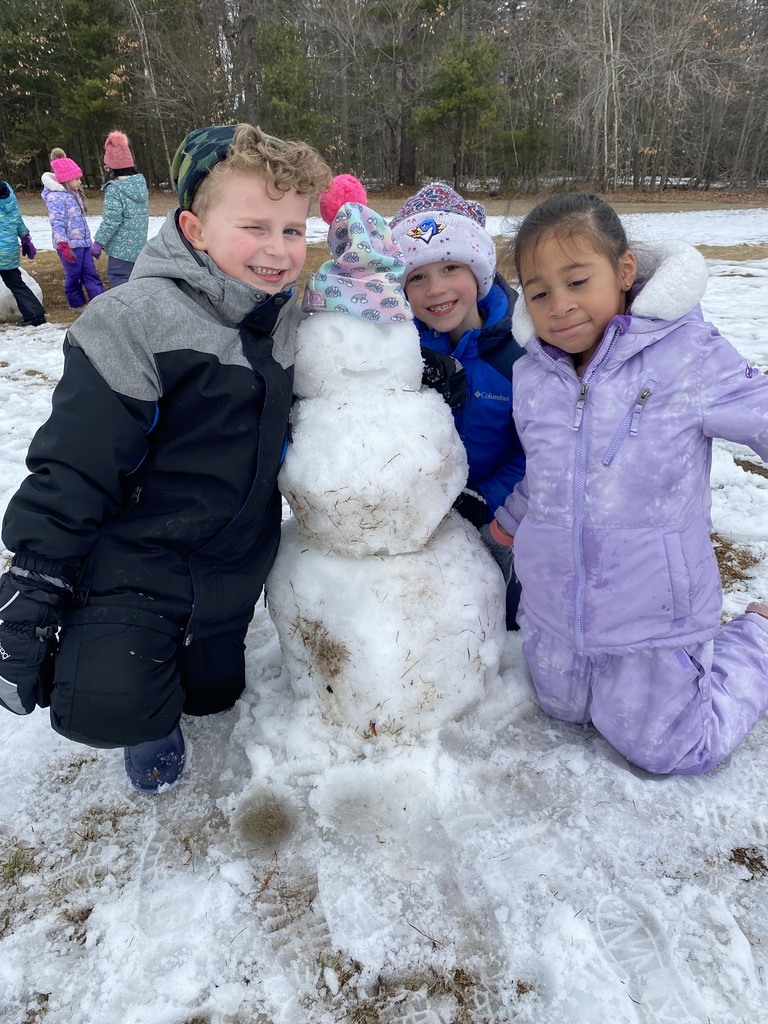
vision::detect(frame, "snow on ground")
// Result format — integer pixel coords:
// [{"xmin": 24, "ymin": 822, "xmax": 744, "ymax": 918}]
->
[
  {"xmin": 20, "ymin": 205, "xmax": 768, "ymax": 251},
  {"xmin": 1, "ymin": 209, "xmax": 768, "ymax": 1024}
]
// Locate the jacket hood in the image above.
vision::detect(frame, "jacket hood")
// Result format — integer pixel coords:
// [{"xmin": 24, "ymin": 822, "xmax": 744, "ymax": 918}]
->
[
  {"xmin": 511, "ymin": 239, "xmax": 709, "ymax": 347},
  {"xmin": 102, "ymin": 173, "xmax": 147, "ymax": 203},
  {"xmin": 0, "ymin": 181, "xmax": 17, "ymax": 214},
  {"xmin": 131, "ymin": 210, "xmax": 294, "ymax": 328},
  {"xmin": 41, "ymin": 171, "xmax": 65, "ymax": 192}
]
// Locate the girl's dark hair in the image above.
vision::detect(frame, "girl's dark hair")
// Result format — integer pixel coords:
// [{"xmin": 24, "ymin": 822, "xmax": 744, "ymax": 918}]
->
[
  {"xmin": 512, "ymin": 193, "xmax": 629, "ymax": 281},
  {"xmin": 109, "ymin": 166, "xmax": 137, "ymax": 178}
]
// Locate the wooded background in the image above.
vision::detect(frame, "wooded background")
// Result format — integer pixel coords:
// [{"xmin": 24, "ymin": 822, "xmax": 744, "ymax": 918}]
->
[{"xmin": 2, "ymin": 0, "xmax": 767, "ymax": 195}]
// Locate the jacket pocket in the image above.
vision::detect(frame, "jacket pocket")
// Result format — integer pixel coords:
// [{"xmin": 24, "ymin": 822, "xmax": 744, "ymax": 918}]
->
[
  {"xmin": 602, "ymin": 379, "xmax": 657, "ymax": 466},
  {"xmin": 663, "ymin": 531, "xmax": 692, "ymax": 619}
]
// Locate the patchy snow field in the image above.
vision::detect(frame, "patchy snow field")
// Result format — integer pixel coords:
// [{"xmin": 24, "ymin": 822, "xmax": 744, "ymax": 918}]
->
[{"xmin": 1, "ymin": 208, "xmax": 768, "ymax": 1024}]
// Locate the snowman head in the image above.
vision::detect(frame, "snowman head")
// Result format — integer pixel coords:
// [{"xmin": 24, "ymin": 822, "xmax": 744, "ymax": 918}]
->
[{"xmin": 302, "ymin": 175, "xmax": 413, "ymax": 323}]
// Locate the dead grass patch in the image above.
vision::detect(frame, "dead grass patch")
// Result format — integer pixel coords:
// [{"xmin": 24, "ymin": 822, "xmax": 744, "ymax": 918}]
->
[
  {"xmin": 711, "ymin": 532, "xmax": 760, "ymax": 590},
  {"xmin": 735, "ymin": 457, "xmax": 768, "ymax": 479},
  {"xmin": 697, "ymin": 243, "xmax": 768, "ymax": 262},
  {"xmin": 730, "ymin": 846, "xmax": 768, "ymax": 878}
]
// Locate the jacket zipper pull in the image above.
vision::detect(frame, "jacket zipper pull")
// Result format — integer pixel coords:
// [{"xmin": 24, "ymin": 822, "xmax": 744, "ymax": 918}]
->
[
  {"xmin": 629, "ymin": 386, "xmax": 653, "ymax": 435},
  {"xmin": 572, "ymin": 383, "xmax": 589, "ymax": 430}
]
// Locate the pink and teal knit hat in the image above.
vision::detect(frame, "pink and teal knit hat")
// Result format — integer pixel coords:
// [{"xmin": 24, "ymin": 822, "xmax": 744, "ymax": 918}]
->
[
  {"xmin": 302, "ymin": 175, "xmax": 412, "ymax": 323},
  {"xmin": 390, "ymin": 182, "xmax": 496, "ymax": 298}
]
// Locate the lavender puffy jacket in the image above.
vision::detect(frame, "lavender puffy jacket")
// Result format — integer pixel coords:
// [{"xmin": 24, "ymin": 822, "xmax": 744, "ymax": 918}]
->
[
  {"xmin": 496, "ymin": 242, "xmax": 768, "ymax": 656},
  {"xmin": 41, "ymin": 185, "xmax": 92, "ymax": 249}
]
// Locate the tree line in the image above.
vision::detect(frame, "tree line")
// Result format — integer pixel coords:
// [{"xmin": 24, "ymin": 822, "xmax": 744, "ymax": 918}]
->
[{"xmin": 2, "ymin": 0, "xmax": 767, "ymax": 195}]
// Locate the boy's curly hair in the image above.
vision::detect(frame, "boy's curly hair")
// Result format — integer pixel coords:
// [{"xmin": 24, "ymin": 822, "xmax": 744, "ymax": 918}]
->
[{"xmin": 192, "ymin": 124, "xmax": 332, "ymax": 217}]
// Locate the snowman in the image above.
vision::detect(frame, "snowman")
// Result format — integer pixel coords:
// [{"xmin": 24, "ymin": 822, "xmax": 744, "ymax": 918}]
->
[{"xmin": 266, "ymin": 177, "xmax": 506, "ymax": 737}]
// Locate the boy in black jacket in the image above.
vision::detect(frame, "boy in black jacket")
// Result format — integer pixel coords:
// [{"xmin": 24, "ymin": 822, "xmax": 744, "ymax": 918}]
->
[{"xmin": 0, "ymin": 124, "xmax": 331, "ymax": 791}]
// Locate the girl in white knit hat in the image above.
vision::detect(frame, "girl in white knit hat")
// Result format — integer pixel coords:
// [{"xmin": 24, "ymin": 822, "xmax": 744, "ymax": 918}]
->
[{"xmin": 391, "ymin": 183, "xmax": 526, "ymax": 629}]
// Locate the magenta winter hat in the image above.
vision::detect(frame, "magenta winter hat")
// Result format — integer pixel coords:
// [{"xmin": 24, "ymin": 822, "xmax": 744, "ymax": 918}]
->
[
  {"xmin": 303, "ymin": 176, "xmax": 412, "ymax": 322},
  {"xmin": 103, "ymin": 130, "xmax": 134, "ymax": 169},
  {"xmin": 390, "ymin": 182, "xmax": 496, "ymax": 298},
  {"xmin": 318, "ymin": 173, "xmax": 367, "ymax": 224},
  {"xmin": 51, "ymin": 157, "xmax": 83, "ymax": 184}
]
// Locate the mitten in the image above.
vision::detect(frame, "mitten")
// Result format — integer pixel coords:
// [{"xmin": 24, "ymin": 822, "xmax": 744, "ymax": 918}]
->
[
  {"xmin": 453, "ymin": 487, "xmax": 489, "ymax": 528},
  {"xmin": 0, "ymin": 569, "xmax": 69, "ymax": 715},
  {"xmin": 91, "ymin": 242, "xmax": 102, "ymax": 259},
  {"xmin": 57, "ymin": 241, "xmax": 77, "ymax": 263},
  {"xmin": 479, "ymin": 522, "xmax": 514, "ymax": 585},
  {"xmin": 20, "ymin": 234, "xmax": 36, "ymax": 260},
  {"xmin": 421, "ymin": 349, "xmax": 467, "ymax": 409}
]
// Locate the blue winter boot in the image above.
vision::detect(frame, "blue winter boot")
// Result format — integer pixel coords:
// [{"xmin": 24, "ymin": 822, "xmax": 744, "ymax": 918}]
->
[{"xmin": 124, "ymin": 724, "xmax": 186, "ymax": 793}]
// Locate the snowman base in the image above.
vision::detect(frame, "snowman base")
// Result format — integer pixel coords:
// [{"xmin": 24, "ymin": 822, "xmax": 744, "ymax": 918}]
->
[
  {"xmin": 0, "ymin": 268, "xmax": 44, "ymax": 322},
  {"xmin": 267, "ymin": 513, "xmax": 506, "ymax": 737}
]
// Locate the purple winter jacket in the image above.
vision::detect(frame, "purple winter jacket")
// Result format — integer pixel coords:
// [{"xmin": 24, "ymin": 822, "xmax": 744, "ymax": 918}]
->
[
  {"xmin": 496, "ymin": 241, "xmax": 768, "ymax": 656},
  {"xmin": 41, "ymin": 185, "xmax": 92, "ymax": 249}
]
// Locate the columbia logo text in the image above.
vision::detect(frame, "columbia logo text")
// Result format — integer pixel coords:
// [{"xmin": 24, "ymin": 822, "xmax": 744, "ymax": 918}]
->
[{"xmin": 474, "ymin": 390, "xmax": 510, "ymax": 402}]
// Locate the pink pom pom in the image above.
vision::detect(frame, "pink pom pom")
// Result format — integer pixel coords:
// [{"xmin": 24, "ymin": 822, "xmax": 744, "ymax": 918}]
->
[{"xmin": 319, "ymin": 174, "xmax": 367, "ymax": 224}]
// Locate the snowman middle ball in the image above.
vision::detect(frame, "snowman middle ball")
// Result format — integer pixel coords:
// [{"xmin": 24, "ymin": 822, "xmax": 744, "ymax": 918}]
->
[{"xmin": 279, "ymin": 382, "xmax": 468, "ymax": 556}]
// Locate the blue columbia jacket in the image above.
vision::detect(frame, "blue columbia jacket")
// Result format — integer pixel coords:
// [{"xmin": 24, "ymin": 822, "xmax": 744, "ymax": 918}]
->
[{"xmin": 416, "ymin": 273, "xmax": 526, "ymax": 518}]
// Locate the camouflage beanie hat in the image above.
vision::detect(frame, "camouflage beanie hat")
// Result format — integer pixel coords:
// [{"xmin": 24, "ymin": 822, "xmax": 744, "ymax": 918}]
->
[{"xmin": 171, "ymin": 123, "xmax": 286, "ymax": 210}]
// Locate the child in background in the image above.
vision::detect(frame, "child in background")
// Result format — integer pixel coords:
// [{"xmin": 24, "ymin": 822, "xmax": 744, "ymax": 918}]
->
[
  {"xmin": 488, "ymin": 191, "xmax": 768, "ymax": 775},
  {"xmin": 40, "ymin": 146, "xmax": 67, "ymax": 193},
  {"xmin": 390, "ymin": 183, "xmax": 526, "ymax": 629},
  {"xmin": 0, "ymin": 179, "xmax": 47, "ymax": 327},
  {"xmin": 1, "ymin": 123, "xmax": 331, "ymax": 792},
  {"xmin": 41, "ymin": 151, "xmax": 104, "ymax": 308},
  {"xmin": 92, "ymin": 130, "xmax": 149, "ymax": 287}
]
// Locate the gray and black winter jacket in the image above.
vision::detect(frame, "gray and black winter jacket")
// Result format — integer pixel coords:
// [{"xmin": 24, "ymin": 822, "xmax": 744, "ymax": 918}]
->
[{"xmin": 3, "ymin": 211, "xmax": 302, "ymax": 642}]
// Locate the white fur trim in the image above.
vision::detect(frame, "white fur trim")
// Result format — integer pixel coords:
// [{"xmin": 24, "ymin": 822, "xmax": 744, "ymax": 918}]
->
[
  {"xmin": 631, "ymin": 240, "xmax": 709, "ymax": 320},
  {"xmin": 511, "ymin": 240, "xmax": 708, "ymax": 347}
]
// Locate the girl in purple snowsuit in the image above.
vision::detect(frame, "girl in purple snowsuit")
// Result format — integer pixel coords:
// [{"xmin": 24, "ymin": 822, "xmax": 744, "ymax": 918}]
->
[
  {"xmin": 487, "ymin": 193, "xmax": 768, "ymax": 775},
  {"xmin": 41, "ymin": 154, "xmax": 104, "ymax": 308}
]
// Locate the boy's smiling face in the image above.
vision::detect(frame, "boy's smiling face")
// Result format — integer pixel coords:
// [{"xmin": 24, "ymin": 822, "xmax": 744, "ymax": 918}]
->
[
  {"xmin": 404, "ymin": 261, "xmax": 482, "ymax": 343},
  {"xmin": 179, "ymin": 171, "xmax": 311, "ymax": 292}
]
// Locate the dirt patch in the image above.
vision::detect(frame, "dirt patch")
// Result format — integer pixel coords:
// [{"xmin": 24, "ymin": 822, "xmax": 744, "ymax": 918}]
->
[{"xmin": 698, "ymin": 244, "xmax": 768, "ymax": 262}]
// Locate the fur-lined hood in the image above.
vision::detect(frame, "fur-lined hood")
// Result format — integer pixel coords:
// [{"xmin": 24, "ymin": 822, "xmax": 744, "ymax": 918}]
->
[{"xmin": 511, "ymin": 240, "xmax": 709, "ymax": 347}]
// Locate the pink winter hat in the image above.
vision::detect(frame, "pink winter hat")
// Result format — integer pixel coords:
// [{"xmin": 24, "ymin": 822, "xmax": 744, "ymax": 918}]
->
[
  {"xmin": 302, "ymin": 174, "xmax": 412, "ymax": 323},
  {"xmin": 103, "ymin": 130, "xmax": 134, "ymax": 169},
  {"xmin": 51, "ymin": 156, "xmax": 83, "ymax": 184}
]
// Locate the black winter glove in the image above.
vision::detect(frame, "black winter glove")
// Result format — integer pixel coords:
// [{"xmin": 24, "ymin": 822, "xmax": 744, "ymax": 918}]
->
[
  {"xmin": 453, "ymin": 486, "xmax": 490, "ymax": 529},
  {"xmin": 0, "ymin": 569, "xmax": 68, "ymax": 715},
  {"xmin": 479, "ymin": 523, "xmax": 514, "ymax": 586},
  {"xmin": 421, "ymin": 348, "xmax": 467, "ymax": 409}
]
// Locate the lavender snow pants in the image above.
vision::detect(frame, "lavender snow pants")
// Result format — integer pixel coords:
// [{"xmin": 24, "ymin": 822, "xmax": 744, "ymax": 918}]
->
[
  {"xmin": 521, "ymin": 612, "xmax": 768, "ymax": 775},
  {"xmin": 59, "ymin": 247, "xmax": 104, "ymax": 308}
]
